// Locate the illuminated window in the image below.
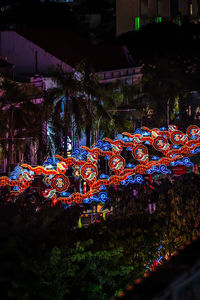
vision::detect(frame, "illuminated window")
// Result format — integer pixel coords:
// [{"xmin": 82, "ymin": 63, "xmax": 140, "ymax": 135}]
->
[
  {"xmin": 135, "ymin": 17, "xmax": 140, "ymax": 31},
  {"xmin": 156, "ymin": 17, "xmax": 162, "ymax": 23},
  {"xmin": 190, "ymin": 3, "xmax": 193, "ymax": 15}
]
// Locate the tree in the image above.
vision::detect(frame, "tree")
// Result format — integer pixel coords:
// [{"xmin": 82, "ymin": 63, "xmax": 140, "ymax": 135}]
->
[
  {"xmin": 0, "ymin": 173, "xmax": 200, "ymax": 299},
  {"xmin": 48, "ymin": 63, "xmax": 113, "ymax": 149},
  {"xmin": 142, "ymin": 58, "xmax": 186, "ymax": 127},
  {"xmin": 0, "ymin": 77, "xmax": 44, "ymax": 170}
]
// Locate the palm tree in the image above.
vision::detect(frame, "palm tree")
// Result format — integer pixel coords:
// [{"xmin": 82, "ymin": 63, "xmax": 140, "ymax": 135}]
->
[
  {"xmin": 48, "ymin": 62, "xmax": 143, "ymax": 150},
  {"xmin": 48, "ymin": 63, "xmax": 113, "ymax": 150},
  {"xmin": 97, "ymin": 81, "xmax": 144, "ymax": 138},
  {"xmin": 45, "ymin": 65, "xmax": 86, "ymax": 154}
]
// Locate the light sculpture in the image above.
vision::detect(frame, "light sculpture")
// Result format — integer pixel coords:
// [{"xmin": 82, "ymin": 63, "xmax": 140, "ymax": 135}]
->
[{"xmin": 0, "ymin": 125, "xmax": 199, "ymax": 206}]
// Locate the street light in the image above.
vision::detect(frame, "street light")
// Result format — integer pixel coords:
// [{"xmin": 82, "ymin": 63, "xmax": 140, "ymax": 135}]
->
[{"xmin": 97, "ymin": 108, "xmax": 136, "ymax": 141}]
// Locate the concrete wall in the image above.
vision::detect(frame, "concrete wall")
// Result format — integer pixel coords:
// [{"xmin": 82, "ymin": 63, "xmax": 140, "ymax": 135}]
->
[
  {"xmin": 179, "ymin": 0, "xmax": 188, "ymax": 15},
  {"xmin": 0, "ymin": 31, "xmax": 74, "ymax": 78},
  {"xmin": 160, "ymin": 0, "xmax": 170, "ymax": 18},
  {"xmin": 192, "ymin": 0, "xmax": 199, "ymax": 17},
  {"xmin": 148, "ymin": 0, "xmax": 157, "ymax": 17}
]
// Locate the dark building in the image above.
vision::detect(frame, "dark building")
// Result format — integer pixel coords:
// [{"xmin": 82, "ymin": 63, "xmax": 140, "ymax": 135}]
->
[{"xmin": 116, "ymin": 0, "xmax": 199, "ymax": 35}]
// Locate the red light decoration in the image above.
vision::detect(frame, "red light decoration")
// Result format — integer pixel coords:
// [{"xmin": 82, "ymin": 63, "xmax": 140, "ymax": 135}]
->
[
  {"xmin": 170, "ymin": 130, "xmax": 188, "ymax": 145},
  {"xmin": 153, "ymin": 136, "xmax": 170, "ymax": 152},
  {"xmin": 51, "ymin": 174, "xmax": 70, "ymax": 193},
  {"xmin": 108, "ymin": 155, "xmax": 126, "ymax": 174},
  {"xmin": 1, "ymin": 125, "xmax": 200, "ymax": 206},
  {"xmin": 80, "ymin": 163, "xmax": 98, "ymax": 182},
  {"xmin": 187, "ymin": 125, "xmax": 200, "ymax": 139},
  {"xmin": 132, "ymin": 145, "xmax": 149, "ymax": 163}
]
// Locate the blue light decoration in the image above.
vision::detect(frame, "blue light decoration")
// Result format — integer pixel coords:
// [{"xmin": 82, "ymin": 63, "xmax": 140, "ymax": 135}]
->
[
  {"xmin": 9, "ymin": 166, "xmax": 23, "ymax": 180},
  {"xmin": 170, "ymin": 157, "xmax": 193, "ymax": 167},
  {"xmin": 121, "ymin": 174, "xmax": 144, "ymax": 185},
  {"xmin": 43, "ymin": 157, "xmax": 60, "ymax": 167},
  {"xmin": 146, "ymin": 165, "xmax": 171, "ymax": 175},
  {"xmin": 133, "ymin": 128, "xmax": 152, "ymax": 137},
  {"xmin": 99, "ymin": 191, "xmax": 110, "ymax": 203},
  {"xmin": 9, "ymin": 166, "xmax": 34, "ymax": 181},
  {"xmin": 94, "ymin": 140, "xmax": 112, "ymax": 151},
  {"xmin": 61, "ymin": 203, "xmax": 68, "ymax": 209},
  {"xmin": 60, "ymin": 191, "xmax": 71, "ymax": 197},
  {"xmin": 159, "ymin": 126, "xmax": 167, "ymax": 131},
  {"xmin": 151, "ymin": 156, "xmax": 161, "ymax": 161},
  {"xmin": 116, "ymin": 134, "xmax": 123, "ymax": 140},
  {"xmin": 126, "ymin": 163, "xmax": 136, "ymax": 168},
  {"xmin": 13, "ymin": 186, "xmax": 20, "ymax": 191},
  {"xmin": 100, "ymin": 185, "xmax": 106, "ymax": 190},
  {"xmin": 135, "ymin": 128, "xmax": 143, "ymax": 135},
  {"xmin": 156, "ymin": 256, "xmax": 163, "ymax": 263},
  {"xmin": 71, "ymin": 148, "xmax": 88, "ymax": 160},
  {"xmin": 190, "ymin": 147, "xmax": 200, "ymax": 154},
  {"xmin": 83, "ymin": 191, "xmax": 109, "ymax": 204},
  {"xmin": 146, "ymin": 245, "xmax": 163, "ymax": 271},
  {"xmin": 123, "ymin": 136, "xmax": 132, "ymax": 142},
  {"xmin": 172, "ymin": 145, "xmax": 181, "ymax": 149},
  {"xmin": 104, "ymin": 155, "xmax": 110, "ymax": 160},
  {"xmin": 1, "ymin": 124, "xmax": 200, "ymax": 208},
  {"xmin": 100, "ymin": 174, "xmax": 110, "ymax": 179},
  {"xmin": 142, "ymin": 131, "xmax": 151, "ymax": 137}
]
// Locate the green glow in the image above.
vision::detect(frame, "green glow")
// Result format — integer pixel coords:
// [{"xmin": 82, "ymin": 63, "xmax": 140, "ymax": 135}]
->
[
  {"xmin": 103, "ymin": 212, "xmax": 106, "ymax": 220},
  {"xmin": 78, "ymin": 217, "xmax": 82, "ymax": 228},
  {"xmin": 135, "ymin": 17, "xmax": 140, "ymax": 31},
  {"xmin": 156, "ymin": 17, "xmax": 162, "ymax": 23},
  {"xmin": 178, "ymin": 17, "xmax": 182, "ymax": 26}
]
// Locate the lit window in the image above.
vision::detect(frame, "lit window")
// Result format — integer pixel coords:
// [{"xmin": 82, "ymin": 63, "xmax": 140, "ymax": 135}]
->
[
  {"xmin": 135, "ymin": 17, "xmax": 140, "ymax": 31},
  {"xmin": 190, "ymin": 3, "xmax": 193, "ymax": 15},
  {"xmin": 156, "ymin": 17, "xmax": 162, "ymax": 23}
]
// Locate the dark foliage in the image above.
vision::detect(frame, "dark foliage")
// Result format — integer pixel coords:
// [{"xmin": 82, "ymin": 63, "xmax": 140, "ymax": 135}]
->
[{"xmin": 0, "ymin": 173, "xmax": 200, "ymax": 299}]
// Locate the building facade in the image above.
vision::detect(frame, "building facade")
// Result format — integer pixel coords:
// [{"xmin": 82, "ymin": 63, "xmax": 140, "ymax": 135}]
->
[{"xmin": 116, "ymin": 0, "xmax": 199, "ymax": 36}]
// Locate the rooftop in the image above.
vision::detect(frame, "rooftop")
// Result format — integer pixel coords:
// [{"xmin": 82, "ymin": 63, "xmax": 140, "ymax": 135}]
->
[{"xmin": 16, "ymin": 28, "xmax": 134, "ymax": 72}]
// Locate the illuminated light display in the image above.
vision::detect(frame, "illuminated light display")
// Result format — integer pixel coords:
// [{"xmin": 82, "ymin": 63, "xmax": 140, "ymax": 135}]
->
[
  {"xmin": 187, "ymin": 125, "xmax": 200, "ymax": 139},
  {"xmin": 50, "ymin": 174, "xmax": 70, "ymax": 193},
  {"xmin": 153, "ymin": 136, "xmax": 170, "ymax": 152},
  {"xmin": 132, "ymin": 144, "xmax": 149, "ymax": 162},
  {"xmin": 72, "ymin": 166, "xmax": 81, "ymax": 180},
  {"xmin": 108, "ymin": 155, "xmax": 125, "ymax": 173},
  {"xmin": 170, "ymin": 130, "xmax": 188, "ymax": 145},
  {"xmin": 0, "ymin": 125, "xmax": 199, "ymax": 206},
  {"xmin": 42, "ymin": 175, "xmax": 53, "ymax": 187},
  {"xmin": 80, "ymin": 163, "xmax": 98, "ymax": 183},
  {"xmin": 83, "ymin": 191, "xmax": 109, "ymax": 205}
]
